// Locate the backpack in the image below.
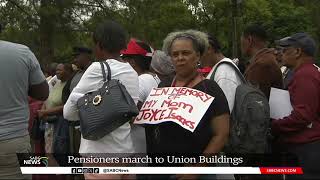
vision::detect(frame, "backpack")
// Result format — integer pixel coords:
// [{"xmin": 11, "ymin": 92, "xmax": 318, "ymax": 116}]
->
[{"xmin": 211, "ymin": 61, "xmax": 270, "ymax": 153}]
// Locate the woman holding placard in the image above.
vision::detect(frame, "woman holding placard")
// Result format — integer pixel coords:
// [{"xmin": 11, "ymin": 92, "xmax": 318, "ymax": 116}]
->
[{"xmin": 149, "ymin": 30, "xmax": 230, "ymax": 180}]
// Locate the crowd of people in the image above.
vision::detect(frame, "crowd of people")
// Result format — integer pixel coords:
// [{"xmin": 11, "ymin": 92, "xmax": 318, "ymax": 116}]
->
[{"xmin": 1, "ymin": 19, "xmax": 320, "ymax": 180}]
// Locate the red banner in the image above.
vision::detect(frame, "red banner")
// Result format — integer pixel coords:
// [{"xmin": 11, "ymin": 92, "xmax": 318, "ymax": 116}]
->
[{"xmin": 259, "ymin": 167, "xmax": 303, "ymax": 174}]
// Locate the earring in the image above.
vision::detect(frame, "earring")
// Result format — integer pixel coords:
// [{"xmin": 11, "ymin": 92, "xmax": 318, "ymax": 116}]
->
[{"xmin": 197, "ymin": 61, "xmax": 201, "ymax": 68}]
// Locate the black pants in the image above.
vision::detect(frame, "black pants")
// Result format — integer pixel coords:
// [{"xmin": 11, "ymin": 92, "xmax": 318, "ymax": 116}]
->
[{"xmin": 284, "ymin": 140, "xmax": 320, "ymax": 180}]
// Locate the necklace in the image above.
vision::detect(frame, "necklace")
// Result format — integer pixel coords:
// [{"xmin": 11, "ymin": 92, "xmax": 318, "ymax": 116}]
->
[{"xmin": 171, "ymin": 72, "xmax": 202, "ymax": 87}]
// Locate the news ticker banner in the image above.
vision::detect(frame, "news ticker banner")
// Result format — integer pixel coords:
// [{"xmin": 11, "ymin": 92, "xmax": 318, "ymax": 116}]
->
[
  {"xmin": 20, "ymin": 167, "xmax": 303, "ymax": 175},
  {"xmin": 18, "ymin": 153, "xmax": 302, "ymax": 175},
  {"xmin": 18, "ymin": 153, "xmax": 300, "ymax": 167}
]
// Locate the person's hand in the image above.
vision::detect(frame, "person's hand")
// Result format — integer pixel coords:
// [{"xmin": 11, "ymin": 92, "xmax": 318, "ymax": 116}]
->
[
  {"xmin": 130, "ymin": 117, "xmax": 136, "ymax": 124},
  {"xmin": 38, "ymin": 110, "xmax": 47, "ymax": 119}
]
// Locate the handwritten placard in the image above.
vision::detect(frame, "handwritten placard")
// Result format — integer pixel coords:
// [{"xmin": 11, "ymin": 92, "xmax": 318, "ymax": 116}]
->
[{"xmin": 134, "ymin": 87, "xmax": 214, "ymax": 132}]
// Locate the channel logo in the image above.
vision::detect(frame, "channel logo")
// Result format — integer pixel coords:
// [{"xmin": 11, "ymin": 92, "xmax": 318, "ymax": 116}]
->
[{"xmin": 23, "ymin": 156, "xmax": 48, "ymax": 167}]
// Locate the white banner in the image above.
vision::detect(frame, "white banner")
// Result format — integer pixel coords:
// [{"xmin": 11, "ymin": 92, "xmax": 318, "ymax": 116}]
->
[
  {"xmin": 21, "ymin": 167, "xmax": 261, "ymax": 174},
  {"xmin": 134, "ymin": 87, "xmax": 214, "ymax": 132}
]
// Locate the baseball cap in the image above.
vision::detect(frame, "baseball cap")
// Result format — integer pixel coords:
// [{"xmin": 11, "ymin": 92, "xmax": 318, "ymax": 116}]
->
[
  {"xmin": 276, "ymin": 32, "xmax": 317, "ymax": 57},
  {"xmin": 121, "ymin": 39, "xmax": 153, "ymax": 57},
  {"xmin": 72, "ymin": 46, "xmax": 92, "ymax": 56}
]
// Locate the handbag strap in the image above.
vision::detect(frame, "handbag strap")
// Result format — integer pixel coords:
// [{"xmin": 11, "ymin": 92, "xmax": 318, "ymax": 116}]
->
[{"xmin": 99, "ymin": 61, "xmax": 112, "ymax": 82}]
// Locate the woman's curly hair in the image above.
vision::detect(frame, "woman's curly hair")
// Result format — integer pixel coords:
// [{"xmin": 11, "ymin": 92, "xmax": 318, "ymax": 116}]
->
[{"xmin": 162, "ymin": 30, "xmax": 209, "ymax": 57}]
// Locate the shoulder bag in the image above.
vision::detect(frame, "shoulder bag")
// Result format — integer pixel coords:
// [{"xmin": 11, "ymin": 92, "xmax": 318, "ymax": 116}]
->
[{"xmin": 77, "ymin": 61, "xmax": 139, "ymax": 140}]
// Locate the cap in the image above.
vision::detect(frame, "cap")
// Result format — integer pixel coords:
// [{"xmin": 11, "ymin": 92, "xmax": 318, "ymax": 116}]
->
[
  {"xmin": 276, "ymin": 32, "xmax": 317, "ymax": 57},
  {"xmin": 121, "ymin": 39, "xmax": 153, "ymax": 57},
  {"xmin": 72, "ymin": 46, "xmax": 92, "ymax": 56}
]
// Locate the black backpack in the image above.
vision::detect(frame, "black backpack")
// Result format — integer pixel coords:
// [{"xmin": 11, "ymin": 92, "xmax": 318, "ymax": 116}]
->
[{"xmin": 211, "ymin": 61, "xmax": 270, "ymax": 153}]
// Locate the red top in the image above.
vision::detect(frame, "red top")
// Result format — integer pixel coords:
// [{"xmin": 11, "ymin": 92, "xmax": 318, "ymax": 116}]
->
[
  {"xmin": 28, "ymin": 97, "xmax": 43, "ymax": 133},
  {"xmin": 198, "ymin": 67, "xmax": 212, "ymax": 77},
  {"xmin": 272, "ymin": 61, "xmax": 320, "ymax": 144}
]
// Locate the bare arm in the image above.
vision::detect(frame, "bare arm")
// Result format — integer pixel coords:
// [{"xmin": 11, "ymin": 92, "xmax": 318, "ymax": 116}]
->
[
  {"xmin": 203, "ymin": 113, "xmax": 230, "ymax": 155},
  {"xmin": 38, "ymin": 105, "xmax": 63, "ymax": 119},
  {"xmin": 176, "ymin": 113, "xmax": 230, "ymax": 180}
]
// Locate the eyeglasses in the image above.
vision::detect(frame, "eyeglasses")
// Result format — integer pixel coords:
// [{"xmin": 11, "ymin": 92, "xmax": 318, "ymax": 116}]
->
[{"xmin": 276, "ymin": 47, "xmax": 294, "ymax": 54}]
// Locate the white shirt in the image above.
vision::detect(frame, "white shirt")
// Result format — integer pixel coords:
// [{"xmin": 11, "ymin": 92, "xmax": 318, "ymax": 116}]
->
[
  {"xmin": 206, "ymin": 58, "xmax": 242, "ymax": 112},
  {"xmin": 63, "ymin": 59, "xmax": 139, "ymax": 154},
  {"xmin": 138, "ymin": 74, "xmax": 161, "ymax": 102},
  {"xmin": 131, "ymin": 73, "xmax": 161, "ymax": 154},
  {"xmin": 47, "ymin": 75, "xmax": 60, "ymax": 92}
]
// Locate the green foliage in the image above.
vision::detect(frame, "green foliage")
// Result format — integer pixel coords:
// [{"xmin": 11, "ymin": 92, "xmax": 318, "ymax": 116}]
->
[{"xmin": 0, "ymin": 0, "xmax": 319, "ymax": 64}]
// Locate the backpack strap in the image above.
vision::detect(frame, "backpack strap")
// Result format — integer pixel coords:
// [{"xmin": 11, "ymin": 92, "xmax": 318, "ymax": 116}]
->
[{"xmin": 211, "ymin": 60, "xmax": 246, "ymax": 84}]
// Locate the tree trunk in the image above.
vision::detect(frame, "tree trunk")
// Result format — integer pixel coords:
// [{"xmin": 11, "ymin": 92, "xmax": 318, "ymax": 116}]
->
[{"xmin": 39, "ymin": 0, "xmax": 55, "ymax": 65}]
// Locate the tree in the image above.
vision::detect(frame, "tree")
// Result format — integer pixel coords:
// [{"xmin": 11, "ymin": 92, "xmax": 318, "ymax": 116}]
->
[
  {"xmin": 1, "ymin": 0, "xmax": 319, "ymax": 64},
  {"xmin": 1, "ymin": 0, "xmax": 92, "ymax": 65},
  {"xmin": 84, "ymin": 0, "xmax": 198, "ymax": 49}
]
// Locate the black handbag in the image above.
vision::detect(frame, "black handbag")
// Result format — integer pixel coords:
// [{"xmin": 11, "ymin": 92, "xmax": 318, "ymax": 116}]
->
[
  {"xmin": 30, "ymin": 117, "xmax": 44, "ymax": 140},
  {"xmin": 77, "ymin": 61, "xmax": 139, "ymax": 140},
  {"xmin": 53, "ymin": 115, "xmax": 70, "ymax": 166}
]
